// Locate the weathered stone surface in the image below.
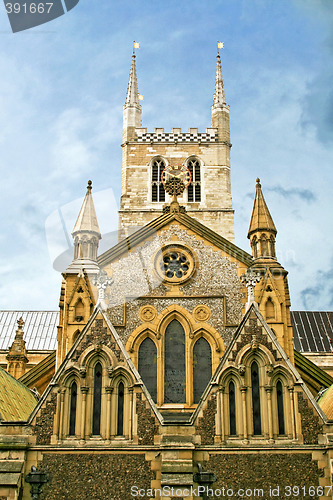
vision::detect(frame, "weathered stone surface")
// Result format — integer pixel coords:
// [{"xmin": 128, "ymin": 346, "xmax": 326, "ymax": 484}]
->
[
  {"xmin": 297, "ymin": 392, "xmax": 324, "ymax": 444},
  {"xmin": 204, "ymin": 453, "xmax": 324, "ymax": 499},
  {"xmin": 196, "ymin": 393, "xmax": 217, "ymax": 445},
  {"xmin": 38, "ymin": 453, "xmax": 154, "ymax": 500},
  {"xmin": 136, "ymin": 393, "xmax": 159, "ymax": 445},
  {"xmin": 32, "ymin": 392, "xmax": 57, "ymax": 445}
]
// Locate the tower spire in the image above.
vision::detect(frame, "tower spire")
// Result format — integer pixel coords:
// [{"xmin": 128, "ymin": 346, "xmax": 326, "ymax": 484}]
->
[
  {"xmin": 123, "ymin": 42, "xmax": 142, "ymax": 134},
  {"xmin": 248, "ymin": 178, "xmax": 277, "ymax": 260},
  {"xmin": 213, "ymin": 42, "xmax": 226, "ymax": 108},
  {"xmin": 68, "ymin": 180, "xmax": 101, "ymax": 271},
  {"xmin": 125, "ymin": 44, "xmax": 140, "ymax": 106}
]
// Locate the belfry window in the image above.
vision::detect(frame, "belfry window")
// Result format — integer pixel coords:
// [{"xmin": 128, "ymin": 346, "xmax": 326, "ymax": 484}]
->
[
  {"xmin": 117, "ymin": 382, "xmax": 124, "ymax": 436},
  {"xmin": 251, "ymin": 361, "xmax": 262, "ymax": 435},
  {"xmin": 92, "ymin": 362, "xmax": 102, "ymax": 435},
  {"xmin": 152, "ymin": 158, "xmax": 166, "ymax": 202},
  {"xmin": 139, "ymin": 338, "xmax": 157, "ymax": 403},
  {"xmin": 164, "ymin": 320, "xmax": 186, "ymax": 403},
  {"xmin": 69, "ymin": 381, "xmax": 77, "ymax": 436},
  {"xmin": 193, "ymin": 337, "xmax": 212, "ymax": 403},
  {"xmin": 187, "ymin": 158, "xmax": 201, "ymax": 202},
  {"xmin": 229, "ymin": 380, "xmax": 236, "ymax": 435},
  {"xmin": 276, "ymin": 380, "xmax": 285, "ymax": 435}
]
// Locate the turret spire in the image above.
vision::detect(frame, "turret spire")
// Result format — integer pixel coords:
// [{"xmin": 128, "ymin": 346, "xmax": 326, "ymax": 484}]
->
[
  {"xmin": 248, "ymin": 178, "xmax": 277, "ymax": 259},
  {"xmin": 69, "ymin": 180, "xmax": 101, "ymax": 270},
  {"xmin": 213, "ymin": 42, "xmax": 226, "ymax": 108}
]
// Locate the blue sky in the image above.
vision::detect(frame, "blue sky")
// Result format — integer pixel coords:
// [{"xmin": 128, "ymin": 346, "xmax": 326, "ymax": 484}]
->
[{"xmin": 0, "ymin": 0, "xmax": 332, "ymax": 310}]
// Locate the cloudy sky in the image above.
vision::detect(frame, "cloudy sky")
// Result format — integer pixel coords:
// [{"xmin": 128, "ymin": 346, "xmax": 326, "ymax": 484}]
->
[{"xmin": 0, "ymin": 0, "xmax": 332, "ymax": 311}]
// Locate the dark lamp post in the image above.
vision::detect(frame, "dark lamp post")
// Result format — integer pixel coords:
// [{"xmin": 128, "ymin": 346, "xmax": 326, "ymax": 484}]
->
[
  {"xmin": 25, "ymin": 466, "xmax": 49, "ymax": 500},
  {"xmin": 193, "ymin": 463, "xmax": 217, "ymax": 500}
]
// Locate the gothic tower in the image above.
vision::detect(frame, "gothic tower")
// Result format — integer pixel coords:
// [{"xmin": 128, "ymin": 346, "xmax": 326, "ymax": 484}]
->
[{"xmin": 119, "ymin": 47, "xmax": 235, "ymax": 241}]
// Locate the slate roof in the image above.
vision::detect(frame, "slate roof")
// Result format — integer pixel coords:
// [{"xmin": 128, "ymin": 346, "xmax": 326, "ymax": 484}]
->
[
  {"xmin": 0, "ymin": 367, "xmax": 37, "ymax": 421},
  {"xmin": 0, "ymin": 311, "xmax": 58, "ymax": 351},
  {"xmin": 291, "ymin": 311, "xmax": 333, "ymax": 353}
]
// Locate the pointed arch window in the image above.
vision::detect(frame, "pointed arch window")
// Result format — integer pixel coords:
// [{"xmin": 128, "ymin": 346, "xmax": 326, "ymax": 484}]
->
[
  {"xmin": 229, "ymin": 380, "xmax": 236, "ymax": 435},
  {"xmin": 193, "ymin": 337, "xmax": 212, "ymax": 403},
  {"xmin": 265, "ymin": 298, "xmax": 275, "ymax": 320},
  {"xmin": 139, "ymin": 338, "xmax": 157, "ymax": 403},
  {"xmin": 164, "ymin": 320, "xmax": 186, "ymax": 403},
  {"xmin": 187, "ymin": 158, "xmax": 201, "ymax": 202},
  {"xmin": 276, "ymin": 380, "xmax": 285, "ymax": 435},
  {"xmin": 152, "ymin": 158, "xmax": 166, "ymax": 202},
  {"xmin": 69, "ymin": 381, "xmax": 77, "ymax": 436},
  {"xmin": 117, "ymin": 382, "xmax": 124, "ymax": 436},
  {"xmin": 92, "ymin": 362, "xmax": 102, "ymax": 435},
  {"xmin": 251, "ymin": 361, "xmax": 262, "ymax": 435}
]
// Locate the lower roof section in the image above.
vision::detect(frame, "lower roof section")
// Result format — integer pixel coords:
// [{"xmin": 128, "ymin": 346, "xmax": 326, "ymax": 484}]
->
[{"xmin": 0, "ymin": 311, "xmax": 58, "ymax": 351}]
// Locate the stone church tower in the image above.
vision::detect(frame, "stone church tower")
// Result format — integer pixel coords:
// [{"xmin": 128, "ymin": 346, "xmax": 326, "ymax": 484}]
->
[{"xmin": 119, "ymin": 47, "xmax": 234, "ymax": 241}]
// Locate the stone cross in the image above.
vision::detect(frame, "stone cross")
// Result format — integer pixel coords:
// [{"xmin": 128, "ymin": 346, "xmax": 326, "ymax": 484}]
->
[
  {"xmin": 240, "ymin": 268, "xmax": 261, "ymax": 311},
  {"xmin": 91, "ymin": 269, "xmax": 114, "ymax": 310}
]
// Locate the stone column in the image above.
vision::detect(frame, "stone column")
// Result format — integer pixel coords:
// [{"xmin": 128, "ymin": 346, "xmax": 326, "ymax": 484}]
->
[
  {"xmin": 288, "ymin": 386, "xmax": 296, "ymax": 440},
  {"xmin": 241, "ymin": 386, "xmax": 248, "ymax": 443},
  {"xmin": 54, "ymin": 388, "xmax": 62, "ymax": 440},
  {"xmin": 106, "ymin": 387, "xmax": 113, "ymax": 442},
  {"xmin": 58, "ymin": 389, "xmax": 66, "ymax": 440},
  {"xmin": 80, "ymin": 387, "xmax": 89, "ymax": 442},
  {"xmin": 129, "ymin": 387, "xmax": 134, "ymax": 441},
  {"xmin": 265, "ymin": 386, "xmax": 274, "ymax": 442}
]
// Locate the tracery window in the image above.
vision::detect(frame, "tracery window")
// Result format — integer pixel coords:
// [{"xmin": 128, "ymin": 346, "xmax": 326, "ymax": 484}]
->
[
  {"xmin": 92, "ymin": 362, "xmax": 102, "ymax": 435},
  {"xmin": 69, "ymin": 381, "xmax": 77, "ymax": 436},
  {"xmin": 138, "ymin": 338, "xmax": 157, "ymax": 403},
  {"xmin": 152, "ymin": 158, "xmax": 166, "ymax": 202},
  {"xmin": 193, "ymin": 337, "xmax": 212, "ymax": 403},
  {"xmin": 164, "ymin": 320, "xmax": 186, "ymax": 403},
  {"xmin": 187, "ymin": 158, "xmax": 201, "ymax": 202},
  {"xmin": 229, "ymin": 380, "xmax": 236, "ymax": 435},
  {"xmin": 251, "ymin": 361, "xmax": 262, "ymax": 435},
  {"xmin": 276, "ymin": 380, "xmax": 285, "ymax": 435},
  {"xmin": 117, "ymin": 382, "xmax": 124, "ymax": 436}
]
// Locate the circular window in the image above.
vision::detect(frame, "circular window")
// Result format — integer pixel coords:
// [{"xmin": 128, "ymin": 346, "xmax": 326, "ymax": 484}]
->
[{"xmin": 154, "ymin": 245, "xmax": 196, "ymax": 284}]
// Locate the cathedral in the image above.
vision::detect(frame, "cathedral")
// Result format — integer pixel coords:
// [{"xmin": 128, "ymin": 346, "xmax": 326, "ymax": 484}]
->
[{"xmin": 0, "ymin": 48, "xmax": 333, "ymax": 500}]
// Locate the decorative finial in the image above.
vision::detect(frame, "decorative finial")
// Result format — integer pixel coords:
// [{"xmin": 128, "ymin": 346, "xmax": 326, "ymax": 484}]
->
[
  {"xmin": 256, "ymin": 177, "xmax": 261, "ymax": 186},
  {"xmin": 133, "ymin": 41, "xmax": 139, "ymax": 55},
  {"xmin": 240, "ymin": 268, "xmax": 261, "ymax": 311},
  {"xmin": 87, "ymin": 180, "xmax": 92, "ymax": 191},
  {"xmin": 217, "ymin": 41, "xmax": 224, "ymax": 57},
  {"xmin": 17, "ymin": 317, "xmax": 24, "ymax": 330},
  {"xmin": 92, "ymin": 269, "xmax": 114, "ymax": 310}
]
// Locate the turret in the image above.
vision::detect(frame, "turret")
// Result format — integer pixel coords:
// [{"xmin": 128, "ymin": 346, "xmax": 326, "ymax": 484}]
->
[
  {"xmin": 6, "ymin": 317, "xmax": 28, "ymax": 378},
  {"xmin": 67, "ymin": 180, "xmax": 101, "ymax": 273},
  {"xmin": 248, "ymin": 178, "xmax": 277, "ymax": 260}
]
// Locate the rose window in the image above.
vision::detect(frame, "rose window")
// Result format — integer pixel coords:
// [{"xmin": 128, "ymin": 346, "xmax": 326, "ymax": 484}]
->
[
  {"xmin": 154, "ymin": 245, "xmax": 196, "ymax": 284},
  {"xmin": 162, "ymin": 251, "xmax": 189, "ymax": 279}
]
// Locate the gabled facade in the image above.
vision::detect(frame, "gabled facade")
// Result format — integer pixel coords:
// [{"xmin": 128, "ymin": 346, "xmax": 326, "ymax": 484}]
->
[{"xmin": 1, "ymin": 49, "xmax": 333, "ymax": 500}]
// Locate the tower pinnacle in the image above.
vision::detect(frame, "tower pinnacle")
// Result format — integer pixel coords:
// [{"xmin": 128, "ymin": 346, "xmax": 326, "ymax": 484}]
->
[
  {"xmin": 123, "ymin": 44, "xmax": 142, "ymax": 133},
  {"xmin": 212, "ymin": 43, "xmax": 226, "ymax": 108}
]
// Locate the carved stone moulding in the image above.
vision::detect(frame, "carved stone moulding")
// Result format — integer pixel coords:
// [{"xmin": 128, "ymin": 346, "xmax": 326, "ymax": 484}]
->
[
  {"xmin": 138, "ymin": 305, "xmax": 157, "ymax": 323},
  {"xmin": 193, "ymin": 304, "xmax": 211, "ymax": 322}
]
